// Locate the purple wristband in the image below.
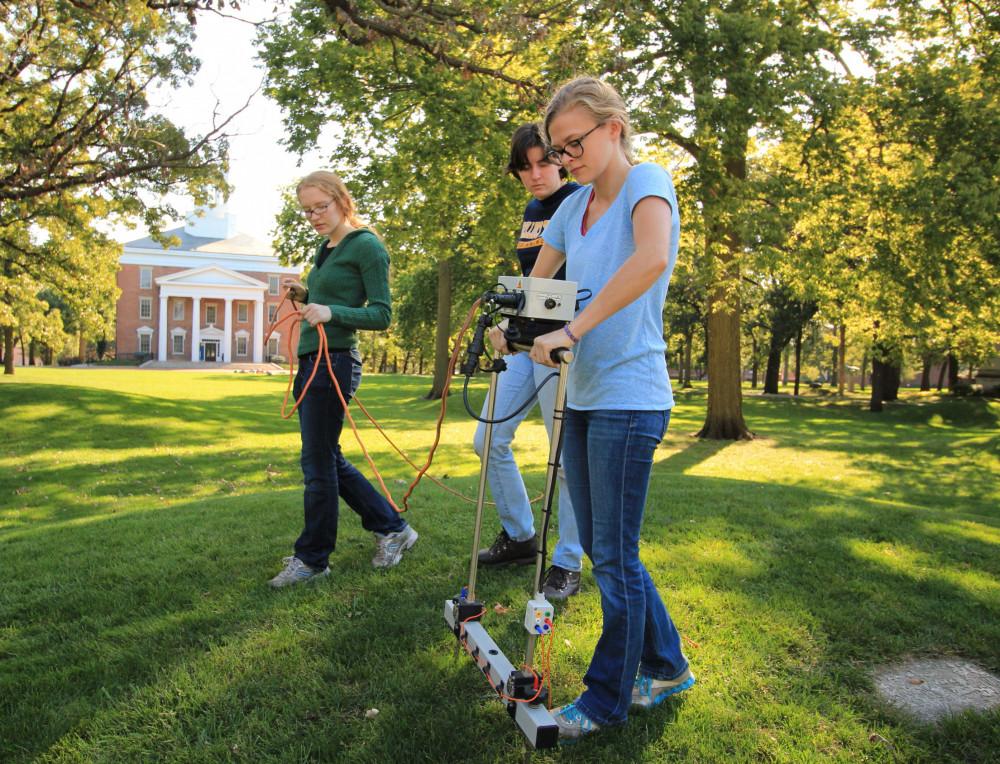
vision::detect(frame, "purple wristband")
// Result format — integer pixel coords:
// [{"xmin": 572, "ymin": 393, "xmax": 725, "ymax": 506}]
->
[{"xmin": 562, "ymin": 324, "xmax": 579, "ymax": 344}]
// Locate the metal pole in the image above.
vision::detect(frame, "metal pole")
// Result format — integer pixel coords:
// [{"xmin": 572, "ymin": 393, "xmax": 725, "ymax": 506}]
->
[
  {"xmin": 524, "ymin": 348, "xmax": 572, "ymax": 668},
  {"xmin": 467, "ymin": 356, "xmax": 501, "ymax": 602}
]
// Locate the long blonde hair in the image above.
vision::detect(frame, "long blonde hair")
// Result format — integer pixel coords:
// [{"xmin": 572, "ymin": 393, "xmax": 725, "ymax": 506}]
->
[
  {"xmin": 543, "ymin": 76, "xmax": 634, "ymax": 165},
  {"xmin": 296, "ymin": 170, "xmax": 366, "ymax": 229}
]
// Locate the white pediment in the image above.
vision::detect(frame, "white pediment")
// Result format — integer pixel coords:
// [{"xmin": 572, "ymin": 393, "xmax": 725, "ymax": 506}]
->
[{"xmin": 156, "ymin": 265, "xmax": 267, "ymax": 289}]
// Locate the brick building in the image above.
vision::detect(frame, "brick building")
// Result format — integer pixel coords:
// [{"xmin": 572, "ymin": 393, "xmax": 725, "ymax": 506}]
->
[{"xmin": 116, "ymin": 206, "xmax": 300, "ymax": 363}]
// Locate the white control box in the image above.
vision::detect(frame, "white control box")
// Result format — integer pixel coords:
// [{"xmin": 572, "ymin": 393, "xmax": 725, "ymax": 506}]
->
[
  {"xmin": 524, "ymin": 596, "xmax": 554, "ymax": 635},
  {"xmin": 497, "ymin": 276, "xmax": 577, "ymax": 322}
]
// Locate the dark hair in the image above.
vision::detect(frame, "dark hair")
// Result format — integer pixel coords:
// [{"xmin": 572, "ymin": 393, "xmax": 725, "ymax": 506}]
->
[{"xmin": 506, "ymin": 123, "xmax": 568, "ymax": 179}]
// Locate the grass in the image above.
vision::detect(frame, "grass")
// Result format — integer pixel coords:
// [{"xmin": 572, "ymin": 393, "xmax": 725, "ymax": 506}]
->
[{"xmin": 1, "ymin": 368, "xmax": 998, "ymax": 763}]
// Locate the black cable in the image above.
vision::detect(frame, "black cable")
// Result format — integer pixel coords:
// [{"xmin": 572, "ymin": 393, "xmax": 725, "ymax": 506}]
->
[{"xmin": 462, "ymin": 370, "xmax": 559, "ymax": 424}]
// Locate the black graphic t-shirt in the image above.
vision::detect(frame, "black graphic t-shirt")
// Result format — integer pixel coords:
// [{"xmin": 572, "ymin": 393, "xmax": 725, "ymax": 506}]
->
[{"xmin": 516, "ymin": 182, "xmax": 581, "ymax": 279}]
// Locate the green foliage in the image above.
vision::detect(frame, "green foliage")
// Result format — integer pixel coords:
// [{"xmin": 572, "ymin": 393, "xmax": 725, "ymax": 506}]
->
[
  {"xmin": 260, "ymin": 1, "xmax": 998, "ymax": 417},
  {"xmin": 0, "ymin": 1, "xmax": 231, "ymax": 369}
]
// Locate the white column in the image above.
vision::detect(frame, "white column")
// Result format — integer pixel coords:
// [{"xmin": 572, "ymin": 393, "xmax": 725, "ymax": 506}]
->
[
  {"xmin": 222, "ymin": 297, "xmax": 233, "ymax": 363},
  {"xmin": 191, "ymin": 296, "xmax": 201, "ymax": 362},
  {"xmin": 157, "ymin": 296, "xmax": 168, "ymax": 361},
  {"xmin": 252, "ymin": 298, "xmax": 264, "ymax": 363}
]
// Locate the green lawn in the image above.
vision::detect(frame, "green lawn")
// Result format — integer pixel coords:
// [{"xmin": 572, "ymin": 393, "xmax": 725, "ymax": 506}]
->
[{"xmin": 1, "ymin": 369, "xmax": 998, "ymax": 763}]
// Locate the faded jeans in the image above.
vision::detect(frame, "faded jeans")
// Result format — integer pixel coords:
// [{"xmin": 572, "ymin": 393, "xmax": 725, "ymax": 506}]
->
[
  {"xmin": 562, "ymin": 407, "xmax": 688, "ymax": 725},
  {"xmin": 472, "ymin": 351, "xmax": 582, "ymax": 572}
]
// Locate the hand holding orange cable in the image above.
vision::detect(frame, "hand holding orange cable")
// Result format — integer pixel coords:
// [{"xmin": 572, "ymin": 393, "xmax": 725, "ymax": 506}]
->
[
  {"xmin": 263, "ymin": 291, "xmax": 401, "ymax": 512},
  {"xmin": 263, "ymin": 289, "xmax": 545, "ymax": 513}
]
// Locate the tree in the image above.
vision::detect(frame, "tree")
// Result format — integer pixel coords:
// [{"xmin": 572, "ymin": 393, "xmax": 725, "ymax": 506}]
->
[
  {"xmin": 0, "ymin": 1, "xmax": 234, "ymax": 373},
  {"xmin": 260, "ymin": 1, "xmax": 554, "ymax": 397},
  {"xmin": 260, "ymin": 1, "xmax": 882, "ymax": 434}
]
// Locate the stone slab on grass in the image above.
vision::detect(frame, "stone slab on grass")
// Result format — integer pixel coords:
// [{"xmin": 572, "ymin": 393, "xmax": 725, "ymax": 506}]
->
[{"xmin": 875, "ymin": 657, "xmax": 1000, "ymax": 723}]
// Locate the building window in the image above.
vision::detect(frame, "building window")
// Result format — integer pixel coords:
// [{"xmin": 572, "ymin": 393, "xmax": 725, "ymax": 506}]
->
[
  {"xmin": 139, "ymin": 333, "xmax": 151, "ymax": 354},
  {"xmin": 139, "ymin": 267, "xmax": 152, "ymax": 289},
  {"xmin": 267, "ymin": 336, "xmax": 280, "ymax": 357},
  {"xmin": 236, "ymin": 335, "xmax": 248, "ymax": 357},
  {"xmin": 139, "ymin": 297, "xmax": 152, "ymax": 320},
  {"xmin": 268, "ymin": 275, "xmax": 280, "ymax": 296},
  {"xmin": 205, "ymin": 304, "xmax": 217, "ymax": 324},
  {"xmin": 172, "ymin": 334, "xmax": 184, "ymax": 355},
  {"xmin": 237, "ymin": 302, "xmax": 248, "ymax": 323},
  {"xmin": 268, "ymin": 303, "xmax": 278, "ymax": 323},
  {"xmin": 172, "ymin": 300, "xmax": 184, "ymax": 321}
]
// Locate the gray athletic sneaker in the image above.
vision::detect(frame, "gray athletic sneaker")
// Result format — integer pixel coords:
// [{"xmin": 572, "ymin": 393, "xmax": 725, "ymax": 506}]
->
[
  {"xmin": 372, "ymin": 525, "xmax": 418, "ymax": 568},
  {"xmin": 631, "ymin": 667, "xmax": 696, "ymax": 709},
  {"xmin": 269, "ymin": 556, "xmax": 330, "ymax": 588},
  {"xmin": 552, "ymin": 701, "xmax": 600, "ymax": 741}
]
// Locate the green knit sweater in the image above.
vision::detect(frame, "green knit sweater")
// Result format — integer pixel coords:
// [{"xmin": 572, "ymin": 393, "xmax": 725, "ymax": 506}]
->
[{"xmin": 296, "ymin": 229, "xmax": 392, "ymax": 355}]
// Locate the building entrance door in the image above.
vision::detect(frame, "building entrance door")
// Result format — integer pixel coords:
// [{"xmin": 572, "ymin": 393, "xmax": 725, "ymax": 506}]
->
[{"xmin": 202, "ymin": 340, "xmax": 219, "ymax": 362}]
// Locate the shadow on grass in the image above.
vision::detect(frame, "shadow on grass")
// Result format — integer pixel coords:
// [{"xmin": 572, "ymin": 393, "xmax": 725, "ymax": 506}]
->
[
  {"xmin": 2, "ymin": 379, "xmax": 998, "ymax": 762},
  {"xmin": 738, "ymin": 394, "xmax": 999, "ymax": 516},
  {"xmin": 0, "ymin": 378, "xmax": 454, "ymax": 453},
  {"xmin": 634, "ymin": 465, "xmax": 1000, "ymax": 762}
]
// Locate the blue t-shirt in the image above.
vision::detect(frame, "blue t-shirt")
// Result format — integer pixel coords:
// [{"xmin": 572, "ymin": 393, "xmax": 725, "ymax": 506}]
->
[{"xmin": 542, "ymin": 162, "xmax": 680, "ymax": 411}]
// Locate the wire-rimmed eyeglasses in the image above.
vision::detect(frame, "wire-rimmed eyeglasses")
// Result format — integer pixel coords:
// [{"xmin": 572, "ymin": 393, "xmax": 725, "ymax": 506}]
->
[{"xmin": 301, "ymin": 202, "xmax": 333, "ymax": 219}]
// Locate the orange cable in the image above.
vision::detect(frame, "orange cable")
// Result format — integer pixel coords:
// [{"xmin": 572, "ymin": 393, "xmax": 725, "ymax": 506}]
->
[{"xmin": 264, "ymin": 290, "xmax": 547, "ymax": 513}]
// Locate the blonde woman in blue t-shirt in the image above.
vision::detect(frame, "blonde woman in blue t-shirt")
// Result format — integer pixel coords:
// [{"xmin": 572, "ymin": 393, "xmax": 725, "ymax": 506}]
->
[{"xmin": 526, "ymin": 77, "xmax": 694, "ymax": 740}]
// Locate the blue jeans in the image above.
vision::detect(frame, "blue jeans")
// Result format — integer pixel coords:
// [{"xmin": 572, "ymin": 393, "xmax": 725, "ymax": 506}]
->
[
  {"xmin": 473, "ymin": 351, "xmax": 582, "ymax": 572},
  {"xmin": 562, "ymin": 408, "xmax": 687, "ymax": 726},
  {"xmin": 293, "ymin": 350, "xmax": 406, "ymax": 569}
]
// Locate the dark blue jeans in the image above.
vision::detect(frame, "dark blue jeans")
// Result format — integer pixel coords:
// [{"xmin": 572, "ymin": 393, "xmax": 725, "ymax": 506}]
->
[
  {"xmin": 293, "ymin": 349, "xmax": 406, "ymax": 569},
  {"xmin": 562, "ymin": 408, "xmax": 688, "ymax": 726}
]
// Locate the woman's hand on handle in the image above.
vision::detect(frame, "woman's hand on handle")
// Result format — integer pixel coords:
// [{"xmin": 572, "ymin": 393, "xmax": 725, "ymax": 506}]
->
[
  {"xmin": 529, "ymin": 327, "xmax": 573, "ymax": 368},
  {"xmin": 300, "ymin": 303, "xmax": 332, "ymax": 327},
  {"xmin": 282, "ymin": 278, "xmax": 308, "ymax": 303},
  {"xmin": 487, "ymin": 326, "xmax": 512, "ymax": 355}
]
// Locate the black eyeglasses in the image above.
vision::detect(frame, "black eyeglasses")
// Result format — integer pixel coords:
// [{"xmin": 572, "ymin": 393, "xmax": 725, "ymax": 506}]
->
[
  {"xmin": 545, "ymin": 123, "xmax": 603, "ymax": 164},
  {"xmin": 301, "ymin": 201, "xmax": 333, "ymax": 219}
]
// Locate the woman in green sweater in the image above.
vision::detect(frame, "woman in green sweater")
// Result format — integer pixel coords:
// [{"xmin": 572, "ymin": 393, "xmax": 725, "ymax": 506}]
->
[{"xmin": 269, "ymin": 170, "xmax": 418, "ymax": 588}]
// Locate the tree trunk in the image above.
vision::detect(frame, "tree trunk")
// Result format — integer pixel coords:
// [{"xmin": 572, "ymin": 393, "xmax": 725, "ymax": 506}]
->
[
  {"xmin": 3, "ymin": 326, "xmax": 14, "ymax": 375},
  {"xmin": 697, "ymin": 282, "xmax": 751, "ymax": 439},
  {"xmin": 793, "ymin": 325, "xmax": 803, "ymax": 396},
  {"xmin": 750, "ymin": 335, "xmax": 759, "ymax": 389},
  {"xmin": 78, "ymin": 332, "xmax": 86, "ymax": 362},
  {"xmin": 426, "ymin": 257, "xmax": 453, "ymax": 399},
  {"xmin": 19, "ymin": 331, "xmax": 27, "ymax": 366},
  {"xmin": 782, "ymin": 345, "xmax": 790, "ymax": 385},
  {"xmin": 837, "ymin": 325, "xmax": 846, "ymax": 396},
  {"xmin": 763, "ymin": 345, "xmax": 782, "ymax": 394},
  {"xmin": 947, "ymin": 353, "xmax": 959, "ymax": 390},
  {"xmin": 682, "ymin": 331, "xmax": 693, "ymax": 388},
  {"xmin": 883, "ymin": 362, "xmax": 900, "ymax": 401},
  {"xmin": 936, "ymin": 357, "xmax": 947, "ymax": 391},
  {"xmin": 860, "ymin": 350, "xmax": 868, "ymax": 390},
  {"xmin": 920, "ymin": 355, "xmax": 932, "ymax": 391},
  {"xmin": 402, "ymin": 351, "xmax": 411, "ymax": 375},
  {"xmin": 378, "ymin": 349, "xmax": 388, "ymax": 373},
  {"xmin": 869, "ymin": 357, "xmax": 885, "ymax": 412}
]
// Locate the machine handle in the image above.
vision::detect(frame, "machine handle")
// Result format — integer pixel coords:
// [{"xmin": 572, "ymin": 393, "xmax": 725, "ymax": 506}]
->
[{"xmin": 550, "ymin": 347, "xmax": 574, "ymax": 364}]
